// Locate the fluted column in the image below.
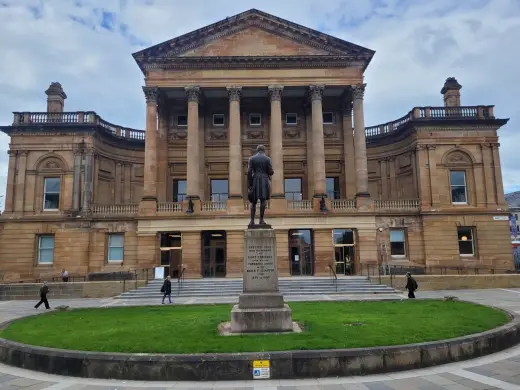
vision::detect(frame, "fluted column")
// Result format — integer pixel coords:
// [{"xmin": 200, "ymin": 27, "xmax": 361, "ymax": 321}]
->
[
  {"xmin": 227, "ymin": 86, "xmax": 243, "ymax": 198},
  {"xmin": 309, "ymin": 84, "xmax": 326, "ymax": 197},
  {"xmin": 268, "ymin": 85, "xmax": 285, "ymax": 197},
  {"xmin": 342, "ymin": 102, "xmax": 356, "ymax": 199},
  {"xmin": 142, "ymin": 86, "xmax": 158, "ymax": 200},
  {"xmin": 157, "ymin": 102, "xmax": 169, "ymax": 202},
  {"xmin": 352, "ymin": 84, "xmax": 369, "ymax": 196},
  {"xmin": 185, "ymin": 86, "xmax": 200, "ymax": 199}
]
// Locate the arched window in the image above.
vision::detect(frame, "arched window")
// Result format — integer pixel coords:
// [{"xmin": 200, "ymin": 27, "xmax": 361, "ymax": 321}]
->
[
  {"xmin": 442, "ymin": 150, "xmax": 475, "ymax": 206},
  {"xmin": 35, "ymin": 155, "xmax": 68, "ymax": 212}
]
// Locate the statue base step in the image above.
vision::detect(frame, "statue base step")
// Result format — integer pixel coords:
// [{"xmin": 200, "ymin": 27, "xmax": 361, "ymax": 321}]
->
[{"xmin": 230, "ymin": 304, "xmax": 293, "ymax": 333}]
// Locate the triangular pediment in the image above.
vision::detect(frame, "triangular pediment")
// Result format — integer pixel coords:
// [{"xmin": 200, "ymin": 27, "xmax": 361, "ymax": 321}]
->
[
  {"xmin": 133, "ymin": 9, "xmax": 375, "ymax": 71},
  {"xmin": 180, "ymin": 26, "xmax": 331, "ymax": 57}
]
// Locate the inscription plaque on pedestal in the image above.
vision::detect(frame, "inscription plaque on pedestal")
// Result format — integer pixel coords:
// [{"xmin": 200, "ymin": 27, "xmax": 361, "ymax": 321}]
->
[{"xmin": 244, "ymin": 229, "xmax": 278, "ymax": 293}]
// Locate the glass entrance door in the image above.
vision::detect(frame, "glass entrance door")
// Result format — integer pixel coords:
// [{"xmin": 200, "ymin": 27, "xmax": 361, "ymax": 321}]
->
[
  {"xmin": 288, "ymin": 229, "xmax": 314, "ymax": 276},
  {"xmin": 334, "ymin": 246, "xmax": 355, "ymax": 275},
  {"xmin": 202, "ymin": 231, "xmax": 227, "ymax": 277},
  {"xmin": 159, "ymin": 232, "xmax": 182, "ymax": 278}
]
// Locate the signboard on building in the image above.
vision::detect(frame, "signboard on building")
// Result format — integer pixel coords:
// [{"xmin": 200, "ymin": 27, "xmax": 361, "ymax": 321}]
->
[
  {"xmin": 493, "ymin": 216, "xmax": 509, "ymax": 221},
  {"xmin": 154, "ymin": 267, "xmax": 165, "ymax": 280},
  {"xmin": 252, "ymin": 360, "xmax": 270, "ymax": 379}
]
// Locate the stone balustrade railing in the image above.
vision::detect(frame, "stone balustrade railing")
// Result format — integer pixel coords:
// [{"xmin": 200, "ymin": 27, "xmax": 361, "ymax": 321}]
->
[
  {"xmin": 331, "ymin": 199, "xmax": 356, "ymax": 210},
  {"xmin": 157, "ymin": 202, "xmax": 182, "ymax": 213},
  {"xmin": 91, "ymin": 204, "xmax": 139, "ymax": 215},
  {"xmin": 287, "ymin": 200, "xmax": 313, "ymax": 210},
  {"xmin": 201, "ymin": 201, "xmax": 227, "ymax": 212},
  {"xmin": 11, "ymin": 105, "xmax": 495, "ymax": 142},
  {"xmin": 374, "ymin": 199, "xmax": 420, "ymax": 210}
]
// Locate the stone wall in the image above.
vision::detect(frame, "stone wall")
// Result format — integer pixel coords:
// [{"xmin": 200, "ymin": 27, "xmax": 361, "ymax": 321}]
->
[
  {"xmin": 0, "ymin": 280, "xmax": 147, "ymax": 301},
  {"xmin": 377, "ymin": 274, "xmax": 520, "ymax": 291}
]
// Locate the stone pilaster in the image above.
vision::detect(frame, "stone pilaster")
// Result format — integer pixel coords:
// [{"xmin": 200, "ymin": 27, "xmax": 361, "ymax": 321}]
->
[
  {"xmin": 157, "ymin": 101, "xmax": 169, "ymax": 202},
  {"xmin": 481, "ymin": 144, "xmax": 495, "ymax": 207},
  {"xmin": 123, "ymin": 163, "xmax": 132, "ymax": 203},
  {"xmin": 427, "ymin": 145, "xmax": 440, "ymax": 207},
  {"xmin": 72, "ymin": 149, "xmax": 82, "ymax": 210},
  {"xmin": 491, "ymin": 143, "xmax": 506, "ymax": 206},
  {"xmin": 411, "ymin": 149, "xmax": 419, "ymax": 199},
  {"xmin": 342, "ymin": 102, "xmax": 356, "ymax": 199},
  {"xmin": 82, "ymin": 149, "xmax": 94, "ymax": 211},
  {"xmin": 4, "ymin": 150, "xmax": 17, "ymax": 213},
  {"xmin": 416, "ymin": 145, "xmax": 431, "ymax": 209},
  {"xmin": 142, "ymin": 86, "xmax": 158, "ymax": 201},
  {"xmin": 227, "ymin": 86, "xmax": 243, "ymax": 199},
  {"xmin": 352, "ymin": 84, "xmax": 369, "ymax": 197},
  {"xmin": 185, "ymin": 86, "xmax": 201, "ymax": 201},
  {"xmin": 14, "ymin": 151, "xmax": 28, "ymax": 213},
  {"xmin": 268, "ymin": 85, "xmax": 285, "ymax": 198},
  {"xmin": 388, "ymin": 157, "xmax": 397, "ymax": 198},
  {"xmin": 309, "ymin": 84, "xmax": 326, "ymax": 198},
  {"xmin": 380, "ymin": 159, "xmax": 388, "ymax": 199},
  {"xmin": 114, "ymin": 162, "xmax": 123, "ymax": 204}
]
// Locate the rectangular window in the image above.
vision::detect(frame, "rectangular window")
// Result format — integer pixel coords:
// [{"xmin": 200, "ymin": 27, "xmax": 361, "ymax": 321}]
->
[
  {"xmin": 38, "ymin": 235, "xmax": 55, "ymax": 264},
  {"xmin": 333, "ymin": 229, "xmax": 354, "ymax": 245},
  {"xmin": 177, "ymin": 115, "xmax": 187, "ymax": 127},
  {"xmin": 210, "ymin": 179, "xmax": 228, "ymax": 202},
  {"xmin": 249, "ymin": 113, "xmax": 262, "ymax": 126},
  {"xmin": 450, "ymin": 171, "xmax": 467, "ymax": 204},
  {"xmin": 284, "ymin": 178, "xmax": 302, "ymax": 201},
  {"xmin": 390, "ymin": 229, "xmax": 406, "ymax": 257},
  {"xmin": 458, "ymin": 227, "xmax": 475, "ymax": 256},
  {"xmin": 173, "ymin": 179, "xmax": 187, "ymax": 202},
  {"xmin": 285, "ymin": 113, "xmax": 297, "ymax": 125},
  {"xmin": 323, "ymin": 112, "xmax": 334, "ymax": 124},
  {"xmin": 107, "ymin": 234, "xmax": 124, "ymax": 263},
  {"xmin": 213, "ymin": 114, "xmax": 225, "ymax": 127},
  {"xmin": 43, "ymin": 177, "xmax": 60, "ymax": 210},
  {"xmin": 326, "ymin": 177, "xmax": 340, "ymax": 199}
]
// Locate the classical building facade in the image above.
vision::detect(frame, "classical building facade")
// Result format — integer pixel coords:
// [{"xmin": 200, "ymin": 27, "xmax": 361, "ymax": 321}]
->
[{"xmin": 0, "ymin": 9, "xmax": 514, "ymax": 281}]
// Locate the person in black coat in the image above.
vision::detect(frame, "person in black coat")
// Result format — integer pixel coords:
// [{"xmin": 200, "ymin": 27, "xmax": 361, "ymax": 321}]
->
[
  {"xmin": 405, "ymin": 272, "xmax": 418, "ymax": 299},
  {"xmin": 35, "ymin": 282, "xmax": 50, "ymax": 309},
  {"xmin": 247, "ymin": 145, "xmax": 274, "ymax": 227},
  {"xmin": 161, "ymin": 276, "xmax": 172, "ymax": 304}
]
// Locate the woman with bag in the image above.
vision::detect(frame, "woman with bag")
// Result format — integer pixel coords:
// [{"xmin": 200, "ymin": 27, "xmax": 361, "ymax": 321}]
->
[{"xmin": 161, "ymin": 275, "xmax": 172, "ymax": 304}]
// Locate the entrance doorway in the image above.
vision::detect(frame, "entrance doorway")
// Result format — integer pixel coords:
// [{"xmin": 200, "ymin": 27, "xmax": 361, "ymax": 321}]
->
[
  {"xmin": 333, "ymin": 229, "xmax": 356, "ymax": 275},
  {"xmin": 201, "ymin": 231, "xmax": 227, "ymax": 277},
  {"xmin": 159, "ymin": 232, "xmax": 182, "ymax": 278},
  {"xmin": 288, "ymin": 229, "xmax": 314, "ymax": 276}
]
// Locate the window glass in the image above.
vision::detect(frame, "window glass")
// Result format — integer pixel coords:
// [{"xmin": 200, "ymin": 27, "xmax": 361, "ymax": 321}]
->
[
  {"xmin": 210, "ymin": 179, "xmax": 228, "ymax": 201},
  {"xmin": 38, "ymin": 236, "xmax": 55, "ymax": 264},
  {"xmin": 286, "ymin": 113, "xmax": 297, "ymax": 125},
  {"xmin": 450, "ymin": 171, "xmax": 467, "ymax": 204},
  {"xmin": 284, "ymin": 178, "xmax": 302, "ymax": 200},
  {"xmin": 457, "ymin": 227, "xmax": 474, "ymax": 255},
  {"xmin": 177, "ymin": 115, "xmax": 187, "ymax": 126},
  {"xmin": 326, "ymin": 177, "xmax": 340, "ymax": 199},
  {"xmin": 249, "ymin": 113, "xmax": 262, "ymax": 126},
  {"xmin": 43, "ymin": 178, "xmax": 60, "ymax": 210},
  {"xmin": 173, "ymin": 180, "xmax": 187, "ymax": 202},
  {"xmin": 390, "ymin": 229, "xmax": 406, "ymax": 256},
  {"xmin": 108, "ymin": 234, "xmax": 124, "ymax": 262},
  {"xmin": 323, "ymin": 112, "xmax": 334, "ymax": 124},
  {"xmin": 213, "ymin": 114, "xmax": 225, "ymax": 126},
  {"xmin": 333, "ymin": 229, "xmax": 354, "ymax": 245}
]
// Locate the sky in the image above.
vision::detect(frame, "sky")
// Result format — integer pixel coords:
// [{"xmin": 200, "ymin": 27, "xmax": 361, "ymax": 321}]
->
[{"xmin": 0, "ymin": 0, "xmax": 519, "ymax": 209}]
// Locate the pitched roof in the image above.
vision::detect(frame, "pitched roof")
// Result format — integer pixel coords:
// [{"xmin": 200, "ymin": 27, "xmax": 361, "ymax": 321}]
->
[{"xmin": 132, "ymin": 8, "xmax": 375, "ymax": 73}]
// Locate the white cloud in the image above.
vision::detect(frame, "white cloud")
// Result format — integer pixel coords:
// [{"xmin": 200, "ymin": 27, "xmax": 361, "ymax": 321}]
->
[{"xmin": 0, "ymin": 0, "xmax": 519, "ymax": 212}]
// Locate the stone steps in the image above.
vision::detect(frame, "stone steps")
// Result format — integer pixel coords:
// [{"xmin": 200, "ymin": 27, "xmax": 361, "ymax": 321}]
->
[{"xmin": 116, "ymin": 277, "xmax": 397, "ymax": 299}]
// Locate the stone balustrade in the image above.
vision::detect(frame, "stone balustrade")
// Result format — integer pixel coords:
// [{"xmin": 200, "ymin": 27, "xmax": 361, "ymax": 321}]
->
[
  {"xmin": 157, "ymin": 202, "xmax": 182, "ymax": 213},
  {"xmin": 11, "ymin": 105, "xmax": 494, "ymax": 143},
  {"xmin": 287, "ymin": 200, "xmax": 313, "ymax": 210},
  {"xmin": 331, "ymin": 199, "xmax": 356, "ymax": 210},
  {"xmin": 374, "ymin": 199, "xmax": 420, "ymax": 210},
  {"xmin": 201, "ymin": 201, "xmax": 227, "ymax": 212},
  {"xmin": 91, "ymin": 204, "xmax": 139, "ymax": 215}
]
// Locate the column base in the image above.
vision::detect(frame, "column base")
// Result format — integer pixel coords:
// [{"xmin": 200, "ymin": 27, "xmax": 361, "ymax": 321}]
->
[
  {"xmin": 139, "ymin": 198, "xmax": 157, "ymax": 216},
  {"xmin": 355, "ymin": 194, "xmax": 373, "ymax": 211}
]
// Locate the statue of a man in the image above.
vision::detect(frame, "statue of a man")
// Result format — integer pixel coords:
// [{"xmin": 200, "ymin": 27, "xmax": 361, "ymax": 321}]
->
[{"xmin": 247, "ymin": 145, "xmax": 274, "ymax": 227}]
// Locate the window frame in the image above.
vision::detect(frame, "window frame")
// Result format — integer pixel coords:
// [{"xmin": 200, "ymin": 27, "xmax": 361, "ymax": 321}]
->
[
  {"xmin": 457, "ymin": 227, "xmax": 475, "ymax": 257},
  {"xmin": 326, "ymin": 177, "xmax": 340, "ymax": 200},
  {"xmin": 177, "ymin": 114, "xmax": 188, "ymax": 127},
  {"xmin": 212, "ymin": 113, "xmax": 225, "ymax": 127},
  {"xmin": 172, "ymin": 179, "xmax": 187, "ymax": 202},
  {"xmin": 107, "ymin": 233, "xmax": 125, "ymax": 263},
  {"xmin": 389, "ymin": 228, "xmax": 407, "ymax": 258},
  {"xmin": 43, "ymin": 177, "xmax": 61, "ymax": 211},
  {"xmin": 450, "ymin": 170, "xmax": 468, "ymax": 205},
  {"xmin": 284, "ymin": 177, "xmax": 303, "ymax": 201},
  {"xmin": 210, "ymin": 178, "xmax": 229, "ymax": 202},
  {"xmin": 37, "ymin": 235, "xmax": 55, "ymax": 265},
  {"xmin": 249, "ymin": 113, "xmax": 262, "ymax": 127},
  {"xmin": 322, "ymin": 112, "xmax": 334, "ymax": 125},
  {"xmin": 285, "ymin": 113, "xmax": 298, "ymax": 126}
]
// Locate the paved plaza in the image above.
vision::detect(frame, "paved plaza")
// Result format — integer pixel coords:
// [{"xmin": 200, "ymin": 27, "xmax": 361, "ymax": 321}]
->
[{"xmin": 0, "ymin": 288, "xmax": 519, "ymax": 389}]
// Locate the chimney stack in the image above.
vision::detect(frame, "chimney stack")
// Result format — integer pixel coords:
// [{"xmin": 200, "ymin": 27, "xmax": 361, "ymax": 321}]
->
[
  {"xmin": 45, "ymin": 82, "xmax": 67, "ymax": 113},
  {"xmin": 440, "ymin": 77, "xmax": 461, "ymax": 107}
]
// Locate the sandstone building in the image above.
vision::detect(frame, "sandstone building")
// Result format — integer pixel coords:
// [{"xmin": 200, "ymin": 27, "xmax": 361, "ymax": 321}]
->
[{"xmin": 0, "ymin": 9, "xmax": 514, "ymax": 281}]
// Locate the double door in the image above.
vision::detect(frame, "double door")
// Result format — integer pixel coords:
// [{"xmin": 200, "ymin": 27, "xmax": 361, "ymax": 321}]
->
[
  {"xmin": 289, "ymin": 229, "xmax": 314, "ymax": 276},
  {"xmin": 334, "ymin": 246, "xmax": 355, "ymax": 275},
  {"xmin": 160, "ymin": 248, "xmax": 182, "ymax": 278}
]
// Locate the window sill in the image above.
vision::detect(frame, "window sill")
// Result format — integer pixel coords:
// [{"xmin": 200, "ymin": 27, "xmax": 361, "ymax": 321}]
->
[
  {"xmin": 107, "ymin": 261, "xmax": 123, "ymax": 265},
  {"xmin": 460, "ymin": 255, "xmax": 476, "ymax": 259},
  {"xmin": 36, "ymin": 263, "xmax": 54, "ymax": 267},
  {"xmin": 42, "ymin": 209, "xmax": 60, "ymax": 212}
]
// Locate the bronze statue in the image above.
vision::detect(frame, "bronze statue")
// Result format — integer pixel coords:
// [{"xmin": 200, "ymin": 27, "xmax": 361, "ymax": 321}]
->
[{"xmin": 247, "ymin": 145, "xmax": 274, "ymax": 227}]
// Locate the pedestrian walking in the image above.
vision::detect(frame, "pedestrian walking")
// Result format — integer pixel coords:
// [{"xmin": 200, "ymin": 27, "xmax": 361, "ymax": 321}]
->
[
  {"xmin": 405, "ymin": 272, "xmax": 418, "ymax": 299},
  {"xmin": 35, "ymin": 282, "xmax": 50, "ymax": 309},
  {"xmin": 161, "ymin": 275, "xmax": 172, "ymax": 304}
]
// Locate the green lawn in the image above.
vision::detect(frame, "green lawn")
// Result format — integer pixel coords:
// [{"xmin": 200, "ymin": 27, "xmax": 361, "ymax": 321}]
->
[{"xmin": 0, "ymin": 300, "xmax": 509, "ymax": 354}]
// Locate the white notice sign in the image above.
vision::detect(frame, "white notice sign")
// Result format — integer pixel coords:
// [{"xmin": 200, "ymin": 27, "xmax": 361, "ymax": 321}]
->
[
  {"xmin": 154, "ymin": 267, "xmax": 165, "ymax": 279},
  {"xmin": 493, "ymin": 216, "xmax": 509, "ymax": 221},
  {"xmin": 253, "ymin": 360, "xmax": 270, "ymax": 379}
]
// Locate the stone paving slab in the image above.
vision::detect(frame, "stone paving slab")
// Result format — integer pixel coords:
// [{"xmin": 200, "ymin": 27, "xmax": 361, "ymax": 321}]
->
[{"xmin": 1, "ymin": 289, "xmax": 520, "ymax": 389}]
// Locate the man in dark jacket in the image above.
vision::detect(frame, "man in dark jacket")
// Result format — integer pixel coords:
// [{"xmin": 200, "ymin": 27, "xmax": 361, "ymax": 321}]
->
[
  {"xmin": 35, "ymin": 282, "xmax": 50, "ymax": 309},
  {"xmin": 247, "ymin": 145, "xmax": 274, "ymax": 227},
  {"xmin": 161, "ymin": 276, "xmax": 172, "ymax": 304},
  {"xmin": 405, "ymin": 272, "xmax": 418, "ymax": 299}
]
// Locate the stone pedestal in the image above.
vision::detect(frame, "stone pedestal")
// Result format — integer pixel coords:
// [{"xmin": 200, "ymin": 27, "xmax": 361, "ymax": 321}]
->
[{"xmin": 230, "ymin": 228, "xmax": 293, "ymax": 333}]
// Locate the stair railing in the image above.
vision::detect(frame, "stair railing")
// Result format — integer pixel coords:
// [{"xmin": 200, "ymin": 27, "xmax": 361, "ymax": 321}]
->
[
  {"xmin": 177, "ymin": 267, "xmax": 186, "ymax": 294},
  {"xmin": 328, "ymin": 263, "xmax": 338, "ymax": 292}
]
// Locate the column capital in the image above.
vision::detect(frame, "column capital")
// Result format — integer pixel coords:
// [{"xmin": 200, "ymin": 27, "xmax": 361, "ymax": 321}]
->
[
  {"xmin": 7, "ymin": 150, "xmax": 17, "ymax": 157},
  {"xmin": 268, "ymin": 85, "xmax": 284, "ymax": 101},
  {"xmin": 308, "ymin": 84, "xmax": 325, "ymax": 101},
  {"xmin": 143, "ymin": 86, "xmax": 159, "ymax": 104},
  {"xmin": 185, "ymin": 86, "xmax": 201, "ymax": 103},
  {"xmin": 226, "ymin": 86, "xmax": 242, "ymax": 102},
  {"xmin": 351, "ymin": 84, "xmax": 366, "ymax": 100}
]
